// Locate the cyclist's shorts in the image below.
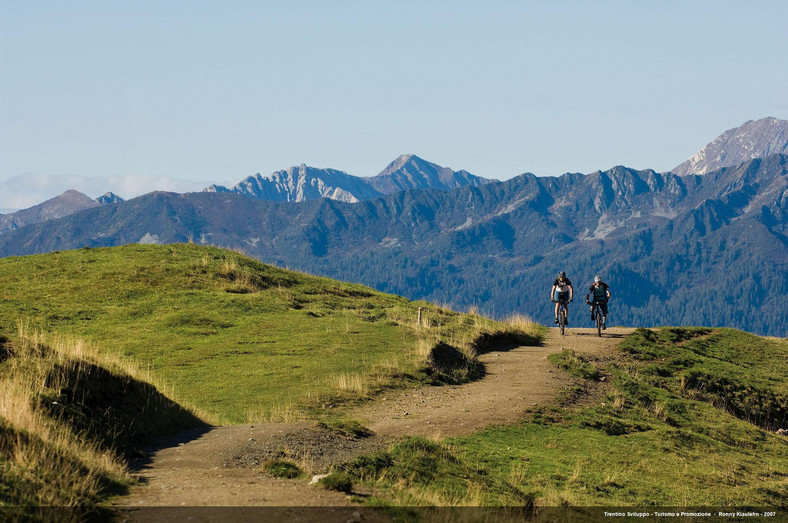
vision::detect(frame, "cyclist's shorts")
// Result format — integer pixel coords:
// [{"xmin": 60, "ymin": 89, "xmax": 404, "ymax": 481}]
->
[
  {"xmin": 555, "ymin": 291, "xmax": 570, "ymax": 303},
  {"xmin": 591, "ymin": 301, "xmax": 608, "ymax": 315}
]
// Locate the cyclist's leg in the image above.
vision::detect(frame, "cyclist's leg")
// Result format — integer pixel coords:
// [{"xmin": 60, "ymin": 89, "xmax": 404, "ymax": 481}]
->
[
  {"xmin": 558, "ymin": 292, "xmax": 569, "ymax": 323},
  {"xmin": 554, "ymin": 302, "xmax": 559, "ymax": 323},
  {"xmin": 601, "ymin": 302, "xmax": 608, "ymax": 326}
]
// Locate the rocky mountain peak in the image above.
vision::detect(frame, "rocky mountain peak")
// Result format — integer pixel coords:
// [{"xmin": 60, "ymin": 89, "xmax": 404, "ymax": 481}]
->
[
  {"xmin": 59, "ymin": 189, "xmax": 95, "ymax": 204},
  {"xmin": 369, "ymin": 154, "xmax": 491, "ymax": 194},
  {"xmin": 376, "ymin": 154, "xmax": 431, "ymax": 177},
  {"xmin": 96, "ymin": 192, "xmax": 125, "ymax": 205},
  {"xmin": 672, "ymin": 117, "xmax": 788, "ymax": 175},
  {"xmin": 203, "ymin": 184, "xmax": 231, "ymax": 193}
]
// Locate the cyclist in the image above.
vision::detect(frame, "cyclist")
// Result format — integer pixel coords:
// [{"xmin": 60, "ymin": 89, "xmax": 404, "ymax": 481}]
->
[
  {"xmin": 550, "ymin": 271, "xmax": 574, "ymax": 325},
  {"xmin": 586, "ymin": 275, "xmax": 611, "ymax": 329}
]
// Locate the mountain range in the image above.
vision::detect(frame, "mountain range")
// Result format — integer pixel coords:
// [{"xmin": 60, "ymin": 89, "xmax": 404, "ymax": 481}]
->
[
  {"xmin": 0, "ymin": 154, "xmax": 491, "ymax": 233},
  {"xmin": 0, "ymin": 118, "xmax": 786, "ymax": 336},
  {"xmin": 4, "ymin": 117, "xmax": 785, "ymax": 228},
  {"xmin": 204, "ymin": 153, "xmax": 492, "ymax": 203}
]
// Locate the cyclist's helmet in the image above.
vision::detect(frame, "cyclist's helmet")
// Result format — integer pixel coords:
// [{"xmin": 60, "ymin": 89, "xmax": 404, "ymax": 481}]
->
[
  {"xmin": 594, "ymin": 275, "xmax": 602, "ymax": 283},
  {"xmin": 558, "ymin": 271, "xmax": 566, "ymax": 280}
]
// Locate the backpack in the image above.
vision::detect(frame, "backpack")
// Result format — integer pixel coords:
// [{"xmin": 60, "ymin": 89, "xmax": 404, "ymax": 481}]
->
[{"xmin": 592, "ymin": 284, "xmax": 607, "ymax": 300}]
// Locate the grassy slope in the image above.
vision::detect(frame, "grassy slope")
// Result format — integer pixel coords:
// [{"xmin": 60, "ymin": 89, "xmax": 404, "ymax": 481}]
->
[
  {"xmin": 0, "ymin": 244, "xmax": 542, "ymax": 513},
  {"xmin": 0, "ymin": 244, "xmax": 541, "ymax": 424},
  {"xmin": 342, "ymin": 328, "xmax": 787, "ymax": 509}
]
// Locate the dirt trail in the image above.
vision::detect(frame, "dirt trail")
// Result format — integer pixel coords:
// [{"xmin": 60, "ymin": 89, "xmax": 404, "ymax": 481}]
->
[
  {"xmin": 115, "ymin": 327, "xmax": 633, "ymax": 515},
  {"xmin": 350, "ymin": 327, "xmax": 632, "ymax": 437},
  {"xmin": 115, "ymin": 423, "xmax": 380, "ymax": 521}
]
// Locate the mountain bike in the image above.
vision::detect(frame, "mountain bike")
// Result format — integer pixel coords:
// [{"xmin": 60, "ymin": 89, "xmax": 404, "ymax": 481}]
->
[
  {"xmin": 552, "ymin": 298, "xmax": 571, "ymax": 336},
  {"xmin": 590, "ymin": 301, "xmax": 605, "ymax": 337}
]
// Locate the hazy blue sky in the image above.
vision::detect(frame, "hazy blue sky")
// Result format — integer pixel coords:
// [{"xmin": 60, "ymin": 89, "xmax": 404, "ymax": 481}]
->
[{"xmin": 2, "ymin": 1, "xmax": 787, "ymax": 209}]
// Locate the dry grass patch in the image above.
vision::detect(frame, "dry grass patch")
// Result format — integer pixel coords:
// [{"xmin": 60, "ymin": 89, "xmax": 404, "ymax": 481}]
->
[
  {"xmin": 247, "ymin": 403, "xmax": 309, "ymax": 424},
  {"xmin": 0, "ymin": 323, "xmax": 205, "ymax": 512}
]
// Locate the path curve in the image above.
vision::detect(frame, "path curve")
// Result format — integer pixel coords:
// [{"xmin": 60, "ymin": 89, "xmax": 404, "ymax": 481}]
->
[
  {"xmin": 115, "ymin": 327, "xmax": 633, "ymax": 514},
  {"xmin": 349, "ymin": 327, "xmax": 632, "ymax": 437}
]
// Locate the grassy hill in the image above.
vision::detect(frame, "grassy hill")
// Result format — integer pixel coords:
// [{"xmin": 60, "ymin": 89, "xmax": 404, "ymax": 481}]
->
[
  {"xmin": 0, "ymin": 244, "xmax": 540, "ymax": 425},
  {"xmin": 0, "ymin": 244, "xmax": 541, "ymax": 514}
]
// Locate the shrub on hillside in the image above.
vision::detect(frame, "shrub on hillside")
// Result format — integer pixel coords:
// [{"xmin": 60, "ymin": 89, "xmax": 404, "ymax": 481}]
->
[{"xmin": 319, "ymin": 472, "xmax": 353, "ymax": 493}]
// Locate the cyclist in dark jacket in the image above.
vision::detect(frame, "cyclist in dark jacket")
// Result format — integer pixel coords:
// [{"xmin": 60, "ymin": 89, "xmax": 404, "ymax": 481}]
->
[
  {"xmin": 586, "ymin": 275, "xmax": 611, "ymax": 329},
  {"xmin": 551, "ymin": 271, "xmax": 573, "ymax": 325}
]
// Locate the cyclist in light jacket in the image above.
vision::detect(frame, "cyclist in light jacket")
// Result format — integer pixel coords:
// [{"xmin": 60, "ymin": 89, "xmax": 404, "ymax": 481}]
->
[
  {"xmin": 587, "ymin": 275, "xmax": 611, "ymax": 329},
  {"xmin": 551, "ymin": 271, "xmax": 574, "ymax": 325}
]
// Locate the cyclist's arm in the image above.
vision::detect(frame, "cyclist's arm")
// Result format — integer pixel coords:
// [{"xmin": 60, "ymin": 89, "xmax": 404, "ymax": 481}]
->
[
  {"xmin": 550, "ymin": 285, "xmax": 556, "ymax": 300},
  {"xmin": 568, "ymin": 285, "xmax": 574, "ymax": 300}
]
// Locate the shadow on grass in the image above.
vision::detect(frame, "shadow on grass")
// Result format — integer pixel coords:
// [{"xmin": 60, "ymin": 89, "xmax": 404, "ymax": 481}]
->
[
  {"xmin": 474, "ymin": 331, "xmax": 543, "ymax": 355},
  {"xmin": 0, "ymin": 335, "xmax": 9, "ymax": 364},
  {"xmin": 42, "ymin": 361, "xmax": 208, "ymax": 461},
  {"xmin": 427, "ymin": 342, "xmax": 486, "ymax": 384}
]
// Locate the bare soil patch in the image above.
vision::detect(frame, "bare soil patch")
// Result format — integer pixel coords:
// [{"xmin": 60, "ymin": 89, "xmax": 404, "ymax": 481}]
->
[{"xmin": 116, "ymin": 423, "xmax": 383, "ymax": 521}]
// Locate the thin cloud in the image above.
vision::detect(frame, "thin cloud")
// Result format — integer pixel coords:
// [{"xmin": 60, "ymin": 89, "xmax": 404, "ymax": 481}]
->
[{"xmin": 0, "ymin": 173, "xmax": 207, "ymax": 211}]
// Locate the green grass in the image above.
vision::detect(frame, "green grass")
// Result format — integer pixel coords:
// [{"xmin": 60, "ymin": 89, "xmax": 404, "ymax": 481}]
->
[
  {"xmin": 547, "ymin": 349, "xmax": 601, "ymax": 381},
  {"xmin": 343, "ymin": 328, "xmax": 788, "ymax": 508},
  {"xmin": 341, "ymin": 437, "xmax": 533, "ymax": 507},
  {"xmin": 3, "ymin": 245, "xmax": 784, "ymax": 510},
  {"xmin": 262, "ymin": 459, "xmax": 303, "ymax": 479},
  {"xmin": 0, "ymin": 244, "xmax": 544, "ymax": 424},
  {"xmin": 0, "ymin": 244, "xmax": 410, "ymax": 423},
  {"xmin": 319, "ymin": 471, "xmax": 353, "ymax": 493},
  {"xmin": 458, "ymin": 328, "xmax": 788, "ymax": 507},
  {"xmin": 620, "ymin": 327, "xmax": 787, "ymax": 431}
]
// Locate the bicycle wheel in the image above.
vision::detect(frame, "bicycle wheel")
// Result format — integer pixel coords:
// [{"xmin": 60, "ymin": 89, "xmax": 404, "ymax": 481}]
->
[
  {"xmin": 595, "ymin": 307, "xmax": 602, "ymax": 337},
  {"xmin": 559, "ymin": 307, "xmax": 566, "ymax": 336}
]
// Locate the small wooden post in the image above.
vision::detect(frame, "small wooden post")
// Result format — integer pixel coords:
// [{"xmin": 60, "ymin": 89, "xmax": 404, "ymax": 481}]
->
[{"xmin": 418, "ymin": 307, "xmax": 423, "ymax": 326}]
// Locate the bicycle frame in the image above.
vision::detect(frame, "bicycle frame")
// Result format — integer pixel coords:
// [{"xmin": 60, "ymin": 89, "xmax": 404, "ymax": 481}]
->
[{"xmin": 553, "ymin": 298, "xmax": 569, "ymax": 335}]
